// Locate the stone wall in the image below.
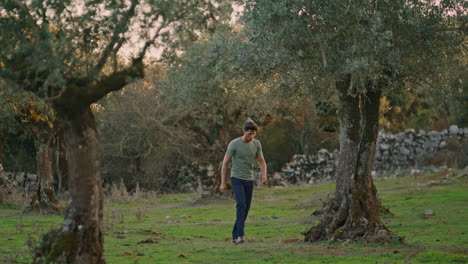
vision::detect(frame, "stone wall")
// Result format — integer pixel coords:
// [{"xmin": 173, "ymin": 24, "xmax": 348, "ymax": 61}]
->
[
  {"xmin": 278, "ymin": 149, "xmax": 338, "ymax": 185},
  {"xmin": 176, "ymin": 162, "xmax": 217, "ymax": 192},
  {"xmin": 278, "ymin": 125, "xmax": 467, "ymax": 185},
  {"xmin": 374, "ymin": 125, "xmax": 467, "ymax": 170},
  {"xmin": 2, "ymin": 172, "xmax": 37, "ymax": 191}
]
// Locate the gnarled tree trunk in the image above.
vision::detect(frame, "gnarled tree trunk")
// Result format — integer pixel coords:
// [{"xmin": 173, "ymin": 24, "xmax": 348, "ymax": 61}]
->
[
  {"xmin": 30, "ymin": 132, "xmax": 62, "ymax": 213},
  {"xmin": 61, "ymin": 107, "xmax": 104, "ymax": 263},
  {"xmin": 32, "ymin": 107, "xmax": 105, "ymax": 263},
  {"xmin": 304, "ymin": 79, "xmax": 400, "ymax": 243}
]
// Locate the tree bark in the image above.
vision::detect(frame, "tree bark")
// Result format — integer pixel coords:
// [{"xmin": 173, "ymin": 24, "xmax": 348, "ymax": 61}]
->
[
  {"xmin": 32, "ymin": 107, "xmax": 105, "ymax": 264},
  {"xmin": 53, "ymin": 130, "xmax": 69, "ymax": 193},
  {"xmin": 304, "ymin": 80, "xmax": 400, "ymax": 243},
  {"xmin": 304, "ymin": 77, "xmax": 361, "ymax": 241},
  {"xmin": 61, "ymin": 107, "xmax": 104, "ymax": 263},
  {"xmin": 30, "ymin": 133, "xmax": 62, "ymax": 213}
]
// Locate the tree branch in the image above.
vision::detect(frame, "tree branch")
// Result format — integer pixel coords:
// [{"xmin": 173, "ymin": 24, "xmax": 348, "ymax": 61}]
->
[
  {"xmin": 83, "ymin": 58, "xmax": 144, "ymax": 105},
  {"xmin": 136, "ymin": 16, "xmax": 165, "ymax": 61},
  {"xmin": 92, "ymin": 0, "xmax": 139, "ymax": 78}
]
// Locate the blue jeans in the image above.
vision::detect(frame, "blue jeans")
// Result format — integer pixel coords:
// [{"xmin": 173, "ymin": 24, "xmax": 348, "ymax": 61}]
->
[{"xmin": 231, "ymin": 177, "xmax": 254, "ymax": 240}]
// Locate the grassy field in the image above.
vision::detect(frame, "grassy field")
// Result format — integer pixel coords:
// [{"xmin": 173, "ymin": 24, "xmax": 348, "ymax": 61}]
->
[{"xmin": 0, "ymin": 170, "xmax": 466, "ymax": 263}]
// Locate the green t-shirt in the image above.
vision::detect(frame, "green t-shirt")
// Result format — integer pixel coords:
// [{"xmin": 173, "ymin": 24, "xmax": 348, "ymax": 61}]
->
[{"xmin": 226, "ymin": 137, "xmax": 263, "ymax": 181}]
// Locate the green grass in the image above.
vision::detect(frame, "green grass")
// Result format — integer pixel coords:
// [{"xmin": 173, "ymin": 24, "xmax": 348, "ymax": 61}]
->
[{"xmin": 0, "ymin": 170, "xmax": 467, "ymax": 263}]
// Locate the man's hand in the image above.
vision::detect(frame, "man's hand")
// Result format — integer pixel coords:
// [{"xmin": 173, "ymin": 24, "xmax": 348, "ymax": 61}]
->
[
  {"xmin": 220, "ymin": 155, "xmax": 232, "ymax": 194},
  {"xmin": 257, "ymin": 154, "xmax": 267, "ymax": 185},
  {"xmin": 261, "ymin": 175, "xmax": 267, "ymax": 185},
  {"xmin": 219, "ymin": 182, "xmax": 227, "ymax": 193}
]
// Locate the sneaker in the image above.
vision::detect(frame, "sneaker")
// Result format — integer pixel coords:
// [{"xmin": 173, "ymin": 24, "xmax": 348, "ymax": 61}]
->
[{"xmin": 232, "ymin": 237, "xmax": 244, "ymax": 244}]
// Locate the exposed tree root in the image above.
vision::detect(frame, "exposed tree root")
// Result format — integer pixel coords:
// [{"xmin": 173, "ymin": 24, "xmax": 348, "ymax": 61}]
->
[
  {"xmin": 29, "ymin": 227, "xmax": 74, "ymax": 264},
  {"xmin": 304, "ymin": 199, "xmax": 402, "ymax": 243},
  {"xmin": 30, "ymin": 187, "xmax": 63, "ymax": 214},
  {"xmin": 29, "ymin": 221, "xmax": 105, "ymax": 264}
]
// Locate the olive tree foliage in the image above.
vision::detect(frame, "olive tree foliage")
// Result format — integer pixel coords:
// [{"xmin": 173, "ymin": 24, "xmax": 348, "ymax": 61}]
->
[
  {"xmin": 162, "ymin": 27, "xmax": 271, "ymax": 140},
  {"xmin": 242, "ymin": 0, "xmax": 466, "ymax": 93},
  {"xmin": 0, "ymin": 0, "xmax": 232, "ymax": 263},
  {"xmin": 239, "ymin": 0, "xmax": 466, "ymax": 242},
  {"xmin": 0, "ymin": 0, "xmax": 232, "ymax": 99},
  {"xmin": 379, "ymin": 72, "xmax": 468, "ymax": 132}
]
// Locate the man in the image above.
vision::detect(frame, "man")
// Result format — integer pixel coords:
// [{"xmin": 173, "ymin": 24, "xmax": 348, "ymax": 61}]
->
[{"xmin": 219, "ymin": 120, "xmax": 267, "ymax": 244}]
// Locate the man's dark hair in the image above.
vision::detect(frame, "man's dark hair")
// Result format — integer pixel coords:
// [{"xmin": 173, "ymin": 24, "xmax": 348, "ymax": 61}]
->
[{"xmin": 243, "ymin": 120, "xmax": 258, "ymax": 131}]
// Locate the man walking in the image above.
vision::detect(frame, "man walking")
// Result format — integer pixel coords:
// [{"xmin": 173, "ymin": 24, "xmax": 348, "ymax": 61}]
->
[{"xmin": 219, "ymin": 120, "xmax": 267, "ymax": 244}]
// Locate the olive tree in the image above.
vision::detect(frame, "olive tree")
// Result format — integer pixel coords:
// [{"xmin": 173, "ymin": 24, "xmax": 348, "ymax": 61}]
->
[
  {"xmin": 0, "ymin": 0, "xmax": 230, "ymax": 262},
  {"xmin": 1, "ymin": 81, "xmax": 64, "ymax": 212},
  {"xmin": 241, "ymin": 0, "xmax": 466, "ymax": 242},
  {"xmin": 15, "ymin": 97, "xmax": 62, "ymax": 212}
]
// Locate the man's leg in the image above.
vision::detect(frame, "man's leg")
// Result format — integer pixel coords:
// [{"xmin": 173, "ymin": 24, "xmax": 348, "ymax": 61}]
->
[
  {"xmin": 241, "ymin": 180, "xmax": 254, "ymax": 238},
  {"xmin": 231, "ymin": 177, "xmax": 247, "ymax": 241}
]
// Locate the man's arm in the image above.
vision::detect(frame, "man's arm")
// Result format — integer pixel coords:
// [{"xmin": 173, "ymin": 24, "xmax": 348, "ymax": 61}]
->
[
  {"xmin": 219, "ymin": 155, "xmax": 232, "ymax": 193},
  {"xmin": 257, "ymin": 154, "xmax": 267, "ymax": 185}
]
